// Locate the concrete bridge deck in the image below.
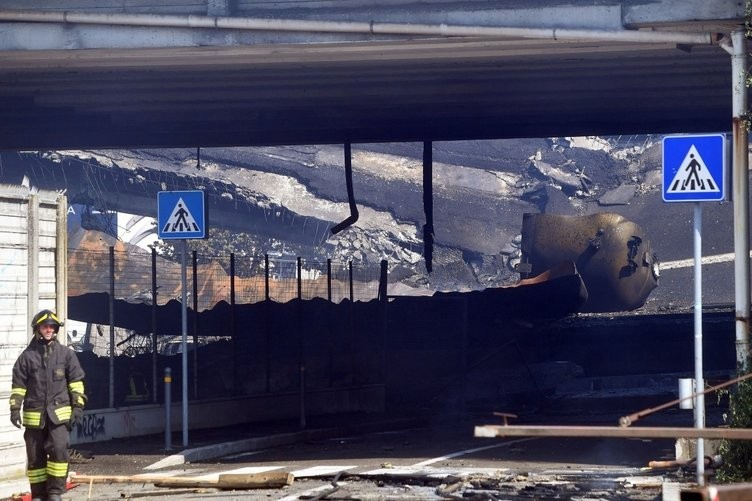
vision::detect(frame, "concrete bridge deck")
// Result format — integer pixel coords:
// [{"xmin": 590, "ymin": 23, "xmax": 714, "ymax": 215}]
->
[{"xmin": 0, "ymin": 1, "xmax": 744, "ymax": 149}]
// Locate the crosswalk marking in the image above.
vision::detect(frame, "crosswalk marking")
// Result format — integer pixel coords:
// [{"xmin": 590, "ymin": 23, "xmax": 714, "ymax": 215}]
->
[
  {"xmin": 163, "ymin": 464, "xmax": 356, "ymax": 481},
  {"xmin": 411, "ymin": 437, "xmax": 536, "ymax": 467},
  {"xmin": 360, "ymin": 466, "xmax": 508, "ymax": 478},
  {"xmin": 190, "ymin": 466, "xmax": 282, "ymax": 481},
  {"xmin": 147, "ymin": 464, "xmax": 511, "ymax": 482},
  {"xmin": 291, "ymin": 465, "xmax": 356, "ymax": 477}
]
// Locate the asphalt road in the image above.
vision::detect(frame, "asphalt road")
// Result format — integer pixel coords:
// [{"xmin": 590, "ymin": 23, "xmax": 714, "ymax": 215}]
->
[{"xmin": 60, "ymin": 415, "xmax": 691, "ymax": 500}]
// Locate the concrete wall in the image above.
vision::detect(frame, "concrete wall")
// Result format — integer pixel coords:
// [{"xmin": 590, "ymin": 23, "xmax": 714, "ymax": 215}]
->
[
  {"xmin": 70, "ymin": 384, "xmax": 385, "ymax": 444},
  {"xmin": 0, "ymin": 186, "xmax": 65, "ymax": 482}
]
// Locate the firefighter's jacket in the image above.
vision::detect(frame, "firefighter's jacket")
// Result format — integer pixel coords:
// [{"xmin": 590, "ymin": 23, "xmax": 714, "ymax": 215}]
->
[{"xmin": 9, "ymin": 338, "xmax": 86, "ymax": 429}]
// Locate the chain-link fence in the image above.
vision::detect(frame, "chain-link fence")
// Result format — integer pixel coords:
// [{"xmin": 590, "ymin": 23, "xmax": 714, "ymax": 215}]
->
[
  {"xmin": 67, "ymin": 247, "xmax": 387, "ymax": 409},
  {"xmin": 68, "ymin": 248, "xmax": 383, "ymax": 309}
]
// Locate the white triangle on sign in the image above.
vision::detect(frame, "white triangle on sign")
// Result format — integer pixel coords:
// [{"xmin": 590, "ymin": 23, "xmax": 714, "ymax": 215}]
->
[
  {"xmin": 666, "ymin": 144, "xmax": 720, "ymax": 194},
  {"xmin": 162, "ymin": 197, "xmax": 200, "ymax": 233}
]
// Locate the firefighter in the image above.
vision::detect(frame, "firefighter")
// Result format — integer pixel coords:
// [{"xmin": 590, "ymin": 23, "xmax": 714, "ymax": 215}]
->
[{"xmin": 8, "ymin": 309, "xmax": 86, "ymax": 501}]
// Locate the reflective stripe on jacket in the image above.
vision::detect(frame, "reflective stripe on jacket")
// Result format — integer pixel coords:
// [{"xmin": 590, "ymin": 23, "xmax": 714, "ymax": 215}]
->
[{"xmin": 9, "ymin": 338, "xmax": 86, "ymax": 429}]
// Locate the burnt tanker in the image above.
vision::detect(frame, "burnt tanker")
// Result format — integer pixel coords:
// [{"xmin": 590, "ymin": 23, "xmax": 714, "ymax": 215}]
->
[{"xmin": 518, "ymin": 212, "xmax": 659, "ymax": 313}]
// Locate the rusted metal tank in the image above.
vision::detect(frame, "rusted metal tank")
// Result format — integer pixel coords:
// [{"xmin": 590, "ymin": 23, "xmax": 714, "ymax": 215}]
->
[{"xmin": 519, "ymin": 212, "xmax": 659, "ymax": 313}]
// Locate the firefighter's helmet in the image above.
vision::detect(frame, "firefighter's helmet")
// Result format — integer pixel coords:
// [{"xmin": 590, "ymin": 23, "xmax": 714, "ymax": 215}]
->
[{"xmin": 31, "ymin": 309, "xmax": 62, "ymax": 333}]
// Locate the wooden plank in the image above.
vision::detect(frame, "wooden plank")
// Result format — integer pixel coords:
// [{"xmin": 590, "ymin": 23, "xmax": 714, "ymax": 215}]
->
[
  {"xmin": 474, "ymin": 425, "xmax": 752, "ymax": 440},
  {"xmin": 72, "ymin": 471, "xmax": 294, "ymax": 489},
  {"xmin": 219, "ymin": 472, "xmax": 294, "ymax": 488},
  {"xmin": 71, "ymin": 473, "xmax": 173, "ymax": 484},
  {"xmin": 154, "ymin": 472, "xmax": 294, "ymax": 489}
]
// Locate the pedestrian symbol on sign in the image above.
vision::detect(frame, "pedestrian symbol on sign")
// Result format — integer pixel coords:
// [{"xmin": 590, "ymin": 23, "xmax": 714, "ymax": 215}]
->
[
  {"xmin": 157, "ymin": 190, "xmax": 205, "ymax": 239},
  {"xmin": 162, "ymin": 198, "xmax": 200, "ymax": 233},
  {"xmin": 666, "ymin": 145, "xmax": 720, "ymax": 195}
]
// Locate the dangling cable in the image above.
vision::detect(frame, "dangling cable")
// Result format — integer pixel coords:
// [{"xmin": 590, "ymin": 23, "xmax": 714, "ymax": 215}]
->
[
  {"xmin": 423, "ymin": 141, "xmax": 434, "ymax": 273},
  {"xmin": 331, "ymin": 142, "xmax": 359, "ymax": 234}
]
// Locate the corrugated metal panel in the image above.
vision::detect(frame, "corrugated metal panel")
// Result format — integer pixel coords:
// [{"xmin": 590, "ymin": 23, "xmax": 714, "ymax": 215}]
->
[{"xmin": 0, "ymin": 188, "xmax": 63, "ymax": 483}]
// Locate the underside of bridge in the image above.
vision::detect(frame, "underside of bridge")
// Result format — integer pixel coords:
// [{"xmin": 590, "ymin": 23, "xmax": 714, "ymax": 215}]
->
[{"xmin": 0, "ymin": 0, "xmax": 745, "ymax": 150}]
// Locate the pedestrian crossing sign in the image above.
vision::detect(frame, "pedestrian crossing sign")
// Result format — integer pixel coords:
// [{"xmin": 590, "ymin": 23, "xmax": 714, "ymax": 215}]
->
[
  {"xmin": 157, "ymin": 190, "xmax": 206, "ymax": 239},
  {"xmin": 662, "ymin": 134, "xmax": 726, "ymax": 202}
]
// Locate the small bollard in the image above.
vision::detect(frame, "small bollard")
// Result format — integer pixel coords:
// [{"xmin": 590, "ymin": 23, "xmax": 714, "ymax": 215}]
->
[
  {"xmin": 164, "ymin": 367, "xmax": 172, "ymax": 451},
  {"xmin": 679, "ymin": 378, "xmax": 694, "ymax": 410}
]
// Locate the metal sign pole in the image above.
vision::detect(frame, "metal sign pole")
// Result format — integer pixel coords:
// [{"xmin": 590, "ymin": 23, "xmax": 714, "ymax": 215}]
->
[
  {"xmin": 693, "ymin": 202, "xmax": 705, "ymax": 485},
  {"xmin": 156, "ymin": 190, "xmax": 205, "ymax": 450},
  {"xmin": 662, "ymin": 134, "xmax": 724, "ymax": 487},
  {"xmin": 730, "ymin": 30, "xmax": 750, "ymax": 372},
  {"xmin": 181, "ymin": 239, "xmax": 189, "ymax": 447}
]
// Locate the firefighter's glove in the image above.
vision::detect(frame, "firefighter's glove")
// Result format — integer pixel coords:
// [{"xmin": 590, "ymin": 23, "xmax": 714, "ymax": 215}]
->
[
  {"xmin": 71, "ymin": 406, "xmax": 84, "ymax": 426},
  {"xmin": 10, "ymin": 408, "xmax": 22, "ymax": 428}
]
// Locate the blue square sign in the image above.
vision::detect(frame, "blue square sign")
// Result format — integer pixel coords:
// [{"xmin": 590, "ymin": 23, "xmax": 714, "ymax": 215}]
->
[
  {"xmin": 662, "ymin": 134, "xmax": 726, "ymax": 202},
  {"xmin": 157, "ymin": 190, "xmax": 206, "ymax": 239}
]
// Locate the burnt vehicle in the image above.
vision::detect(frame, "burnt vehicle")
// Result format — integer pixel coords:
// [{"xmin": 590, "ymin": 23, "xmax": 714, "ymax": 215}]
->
[{"xmin": 518, "ymin": 212, "xmax": 659, "ymax": 313}]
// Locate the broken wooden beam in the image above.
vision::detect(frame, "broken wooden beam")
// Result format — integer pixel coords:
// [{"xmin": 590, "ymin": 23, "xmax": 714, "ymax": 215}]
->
[
  {"xmin": 154, "ymin": 472, "xmax": 294, "ymax": 489},
  {"xmin": 70, "ymin": 474, "xmax": 162, "ymax": 484},
  {"xmin": 71, "ymin": 471, "xmax": 294, "ymax": 490},
  {"xmin": 474, "ymin": 425, "xmax": 752, "ymax": 440}
]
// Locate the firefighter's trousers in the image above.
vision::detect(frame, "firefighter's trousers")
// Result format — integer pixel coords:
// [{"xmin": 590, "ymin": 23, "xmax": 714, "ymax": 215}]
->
[{"xmin": 24, "ymin": 420, "xmax": 70, "ymax": 497}]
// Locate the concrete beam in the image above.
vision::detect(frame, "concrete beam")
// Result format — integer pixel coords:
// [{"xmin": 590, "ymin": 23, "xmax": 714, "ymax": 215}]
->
[{"xmin": 0, "ymin": 0, "xmax": 742, "ymax": 51}]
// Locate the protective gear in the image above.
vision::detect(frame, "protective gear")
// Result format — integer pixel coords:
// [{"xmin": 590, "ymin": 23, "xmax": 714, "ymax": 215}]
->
[
  {"xmin": 31, "ymin": 309, "xmax": 62, "ymax": 333},
  {"xmin": 10, "ymin": 408, "xmax": 21, "ymax": 428},
  {"xmin": 25, "ymin": 423, "xmax": 70, "ymax": 498},
  {"xmin": 10, "ymin": 338, "xmax": 85, "ymax": 429},
  {"xmin": 69, "ymin": 406, "xmax": 84, "ymax": 430},
  {"xmin": 10, "ymin": 334, "xmax": 85, "ymax": 500}
]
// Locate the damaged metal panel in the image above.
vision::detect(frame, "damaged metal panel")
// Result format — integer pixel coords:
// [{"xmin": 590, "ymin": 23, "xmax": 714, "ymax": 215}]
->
[{"xmin": 519, "ymin": 212, "xmax": 659, "ymax": 313}]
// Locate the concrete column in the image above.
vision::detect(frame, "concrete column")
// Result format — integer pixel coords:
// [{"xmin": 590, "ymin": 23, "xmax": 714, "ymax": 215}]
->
[
  {"xmin": 27, "ymin": 194, "xmax": 39, "ymax": 342},
  {"xmin": 56, "ymin": 195, "xmax": 68, "ymax": 345}
]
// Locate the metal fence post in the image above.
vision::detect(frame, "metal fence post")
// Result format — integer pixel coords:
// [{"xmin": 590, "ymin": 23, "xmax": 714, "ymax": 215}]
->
[
  {"xmin": 264, "ymin": 253, "xmax": 270, "ymax": 301},
  {"xmin": 151, "ymin": 247, "xmax": 158, "ymax": 404},
  {"xmin": 349, "ymin": 261, "xmax": 354, "ymax": 302},
  {"xmin": 378, "ymin": 259, "xmax": 388, "ymax": 302},
  {"xmin": 164, "ymin": 367, "xmax": 172, "ymax": 451},
  {"xmin": 297, "ymin": 257, "xmax": 302, "ymax": 299},
  {"xmin": 109, "ymin": 246, "xmax": 115, "ymax": 409},
  {"xmin": 326, "ymin": 259, "xmax": 332, "ymax": 302},
  {"xmin": 380, "ymin": 260, "xmax": 388, "ymax": 387},
  {"xmin": 327, "ymin": 258, "xmax": 333, "ymax": 386},
  {"xmin": 230, "ymin": 253, "xmax": 237, "ymax": 394}
]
